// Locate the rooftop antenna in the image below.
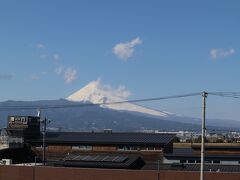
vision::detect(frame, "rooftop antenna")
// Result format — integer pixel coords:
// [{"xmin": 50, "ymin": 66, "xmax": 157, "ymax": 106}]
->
[
  {"xmin": 37, "ymin": 109, "xmax": 41, "ymax": 117},
  {"xmin": 36, "ymin": 109, "xmax": 49, "ymax": 166}
]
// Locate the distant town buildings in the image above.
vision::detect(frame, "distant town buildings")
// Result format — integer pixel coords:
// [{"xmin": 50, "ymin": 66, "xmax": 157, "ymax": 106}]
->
[{"xmin": 1, "ymin": 116, "xmax": 240, "ymax": 180}]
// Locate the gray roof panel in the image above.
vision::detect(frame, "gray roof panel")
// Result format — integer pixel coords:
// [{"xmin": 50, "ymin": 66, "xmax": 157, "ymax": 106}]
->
[{"xmin": 35, "ymin": 132, "xmax": 176, "ymax": 146}]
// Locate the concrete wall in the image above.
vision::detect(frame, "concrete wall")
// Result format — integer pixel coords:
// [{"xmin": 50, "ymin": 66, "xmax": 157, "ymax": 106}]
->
[{"xmin": 1, "ymin": 165, "xmax": 240, "ymax": 180}]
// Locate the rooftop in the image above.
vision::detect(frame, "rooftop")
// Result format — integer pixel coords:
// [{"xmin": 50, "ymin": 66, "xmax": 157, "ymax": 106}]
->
[
  {"xmin": 165, "ymin": 148, "xmax": 240, "ymax": 161},
  {"xmin": 29, "ymin": 132, "xmax": 176, "ymax": 146},
  {"xmin": 52, "ymin": 152, "xmax": 145, "ymax": 169}
]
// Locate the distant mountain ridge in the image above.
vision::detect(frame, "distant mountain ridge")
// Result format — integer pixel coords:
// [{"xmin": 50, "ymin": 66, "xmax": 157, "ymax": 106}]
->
[
  {"xmin": 0, "ymin": 80, "xmax": 239, "ymax": 131},
  {"xmin": 66, "ymin": 80, "xmax": 240, "ymax": 130},
  {"xmin": 0, "ymin": 99, "xmax": 201, "ymax": 131}
]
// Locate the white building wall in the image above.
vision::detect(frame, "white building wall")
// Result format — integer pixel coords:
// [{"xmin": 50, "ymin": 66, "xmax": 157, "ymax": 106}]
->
[
  {"xmin": 220, "ymin": 161, "xmax": 239, "ymax": 165},
  {"xmin": 163, "ymin": 157, "xmax": 180, "ymax": 164}
]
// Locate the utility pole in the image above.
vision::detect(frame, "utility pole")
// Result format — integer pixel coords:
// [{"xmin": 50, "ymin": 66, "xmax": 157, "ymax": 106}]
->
[
  {"xmin": 200, "ymin": 91, "xmax": 207, "ymax": 180},
  {"xmin": 42, "ymin": 117, "xmax": 46, "ymax": 166},
  {"xmin": 37, "ymin": 110, "xmax": 46, "ymax": 166}
]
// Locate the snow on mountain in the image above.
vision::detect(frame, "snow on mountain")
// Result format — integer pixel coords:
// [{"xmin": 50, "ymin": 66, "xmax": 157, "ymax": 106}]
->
[{"xmin": 67, "ymin": 79, "xmax": 172, "ymax": 118}]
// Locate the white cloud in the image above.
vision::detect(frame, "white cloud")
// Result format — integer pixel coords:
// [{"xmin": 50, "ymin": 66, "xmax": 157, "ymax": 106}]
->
[
  {"xmin": 41, "ymin": 71, "xmax": 47, "ymax": 75},
  {"xmin": 55, "ymin": 66, "xmax": 78, "ymax": 84},
  {"xmin": 34, "ymin": 44, "xmax": 76, "ymax": 84},
  {"xmin": 113, "ymin": 37, "xmax": 142, "ymax": 60},
  {"xmin": 30, "ymin": 75, "xmax": 40, "ymax": 80},
  {"xmin": 64, "ymin": 68, "xmax": 77, "ymax": 84},
  {"xmin": 55, "ymin": 66, "xmax": 65, "ymax": 75},
  {"xmin": 95, "ymin": 79, "xmax": 131, "ymax": 99},
  {"xmin": 210, "ymin": 48, "xmax": 235, "ymax": 59},
  {"xmin": 53, "ymin": 54, "xmax": 60, "ymax": 61},
  {"xmin": 30, "ymin": 72, "xmax": 47, "ymax": 80},
  {"xmin": 39, "ymin": 53, "xmax": 60, "ymax": 62},
  {"xmin": 114, "ymin": 85, "xmax": 131, "ymax": 99},
  {"xmin": 36, "ymin": 43, "xmax": 45, "ymax": 49},
  {"xmin": 40, "ymin": 54, "xmax": 48, "ymax": 59}
]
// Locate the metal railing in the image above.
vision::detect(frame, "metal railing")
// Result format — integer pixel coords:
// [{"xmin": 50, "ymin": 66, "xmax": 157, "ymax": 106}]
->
[{"xmin": 0, "ymin": 135, "xmax": 24, "ymax": 144}]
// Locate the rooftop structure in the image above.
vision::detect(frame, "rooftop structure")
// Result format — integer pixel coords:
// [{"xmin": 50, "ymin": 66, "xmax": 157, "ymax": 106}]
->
[
  {"xmin": 163, "ymin": 145, "xmax": 240, "ymax": 165},
  {"xmin": 27, "ymin": 131, "xmax": 175, "ymax": 156},
  {"xmin": 53, "ymin": 152, "xmax": 145, "ymax": 169}
]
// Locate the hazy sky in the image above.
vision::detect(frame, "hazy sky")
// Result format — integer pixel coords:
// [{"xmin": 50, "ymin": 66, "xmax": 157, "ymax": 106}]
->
[{"xmin": 0, "ymin": 1, "xmax": 240, "ymax": 120}]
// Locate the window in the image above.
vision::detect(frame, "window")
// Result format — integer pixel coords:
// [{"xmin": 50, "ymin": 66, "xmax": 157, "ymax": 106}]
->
[
  {"xmin": 78, "ymin": 145, "xmax": 92, "ymax": 151},
  {"xmin": 72, "ymin": 146, "xmax": 80, "ymax": 150},
  {"xmin": 147, "ymin": 147, "xmax": 155, "ymax": 150},
  {"xmin": 205, "ymin": 160, "xmax": 211, "ymax": 164},
  {"xmin": 129, "ymin": 146, "xmax": 139, "ymax": 151},
  {"xmin": 118, "ymin": 146, "xmax": 129, "ymax": 151},
  {"xmin": 180, "ymin": 160, "xmax": 186, "ymax": 163},
  {"xmin": 188, "ymin": 160, "xmax": 195, "ymax": 163}
]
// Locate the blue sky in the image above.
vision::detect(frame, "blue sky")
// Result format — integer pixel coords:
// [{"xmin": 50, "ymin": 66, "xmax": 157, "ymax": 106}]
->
[{"xmin": 0, "ymin": 0, "xmax": 240, "ymax": 120}]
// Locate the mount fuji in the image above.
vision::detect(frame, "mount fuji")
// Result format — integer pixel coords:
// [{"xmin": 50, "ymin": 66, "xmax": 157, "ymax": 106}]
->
[
  {"xmin": 0, "ymin": 80, "xmax": 239, "ymax": 131},
  {"xmin": 67, "ymin": 79, "xmax": 172, "ymax": 119},
  {"xmin": 65, "ymin": 80, "xmax": 239, "ymax": 130}
]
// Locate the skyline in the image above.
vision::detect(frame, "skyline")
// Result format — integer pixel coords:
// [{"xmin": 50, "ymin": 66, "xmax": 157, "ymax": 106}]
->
[{"xmin": 0, "ymin": 1, "xmax": 240, "ymax": 120}]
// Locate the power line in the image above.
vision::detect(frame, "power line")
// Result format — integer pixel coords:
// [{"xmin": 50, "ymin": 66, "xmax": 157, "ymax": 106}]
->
[
  {"xmin": 208, "ymin": 92, "xmax": 240, "ymax": 98},
  {"xmin": 0, "ymin": 91, "xmax": 240, "ymax": 111},
  {"xmin": 0, "ymin": 92, "xmax": 202, "ymax": 110}
]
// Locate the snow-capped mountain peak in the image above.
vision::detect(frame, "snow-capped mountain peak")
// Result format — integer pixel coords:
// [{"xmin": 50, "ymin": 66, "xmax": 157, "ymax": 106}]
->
[
  {"xmin": 67, "ymin": 79, "xmax": 171, "ymax": 118},
  {"xmin": 67, "ymin": 79, "xmax": 129, "ymax": 103}
]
